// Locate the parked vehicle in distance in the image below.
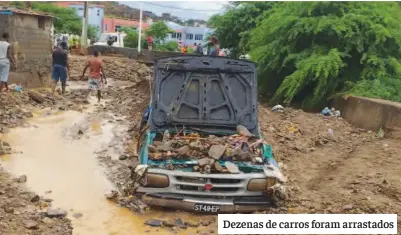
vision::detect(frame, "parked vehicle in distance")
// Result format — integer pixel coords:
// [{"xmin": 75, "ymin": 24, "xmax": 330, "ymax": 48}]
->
[{"xmin": 94, "ymin": 32, "xmax": 126, "ymax": 47}]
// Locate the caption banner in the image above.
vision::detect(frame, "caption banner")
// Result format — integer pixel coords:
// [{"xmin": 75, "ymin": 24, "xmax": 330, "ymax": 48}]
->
[{"xmin": 218, "ymin": 214, "xmax": 398, "ymax": 234}]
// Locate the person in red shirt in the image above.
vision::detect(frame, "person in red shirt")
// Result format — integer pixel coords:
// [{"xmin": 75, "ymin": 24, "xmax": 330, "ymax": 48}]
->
[
  {"xmin": 148, "ymin": 35, "xmax": 153, "ymax": 51},
  {"xmin": 80, "ymin": 50, "xmax": 106, "ymax": 102}
]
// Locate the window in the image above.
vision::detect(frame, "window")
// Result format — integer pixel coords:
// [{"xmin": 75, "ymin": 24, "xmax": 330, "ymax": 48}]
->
[
  {"xmin": 115, "ymin": 25, "xmax": 121, "ymax": 32},
  {"xmin": 171, "ymin": 32, "xmax": 182, "ymax": 39},
  {"xmin": 195, "ymin": 34, "xmax": 203, "ymax": 41},
  {"xmin": 186, "ymin": 33, "xmax": 193, "ymax": 40},
  {"xmin": 105, "ymin": 24, "xmax": 108, "ymax": 31},
  {"xmin": 38, "ymin": 16, "xmax": 45, "ymax": 30},
  {"xmin": 97, "ymin": 9, "xmax": 100, "ymax": 16}
]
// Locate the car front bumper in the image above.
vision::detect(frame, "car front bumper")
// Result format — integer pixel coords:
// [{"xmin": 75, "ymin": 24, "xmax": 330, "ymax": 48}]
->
[{"xmin": 141, "ymin": 193, "xmax": 275, "ymax": 213}]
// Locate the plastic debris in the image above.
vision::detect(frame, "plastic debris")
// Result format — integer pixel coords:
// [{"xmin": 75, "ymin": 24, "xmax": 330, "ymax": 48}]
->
[
  {"xmin": 162, "ymin": 130, "xmax": 170, "ymax": 142},
  {"xmin": 271, "ymin": 104, "xmax": 284, "ymax": 112},
  {"xmin": 321, "ymin": 107, "xmax": 341, "ymax": 117},
  {"xmin": 134, "ymin": 165, "xmax": 148, "ymax": 177},
  {"xmin": 321, "ymin": 107, "xmax": 330, "ymax": 116},
  {"xmin": 236, "ymin": 125, "xmax": 253, "ymax": 137}
]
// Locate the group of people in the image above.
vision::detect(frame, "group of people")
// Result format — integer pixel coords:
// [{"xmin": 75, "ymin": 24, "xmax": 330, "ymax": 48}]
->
[
  {"xmin": 178, "ymin": 36, "xmax": 224, "ymax": 56},
  {"xmin": 0, "ymin": 33, "xmax": 227, "ymax": 97},
  {"xmin": 51, "ymin": 41, "xmax": 106, "ymax": 102}
]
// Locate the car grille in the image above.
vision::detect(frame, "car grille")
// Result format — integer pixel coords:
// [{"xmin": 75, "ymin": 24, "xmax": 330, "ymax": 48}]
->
[{"xmin": 137, "ymin": 168, "xmax": 266, "ymax": 197}]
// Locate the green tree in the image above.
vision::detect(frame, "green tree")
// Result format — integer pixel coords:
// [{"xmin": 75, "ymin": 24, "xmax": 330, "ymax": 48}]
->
[
  {"xmin": 120, "ymin": 27, "xmax": 139, "ymax": 48},
  {"xmin": 250, "ymin": 2, "xmax": 401, "ymax": 108},
  {"xmin": 146, "ymin": 21, "xmax": 173, "ymax": 44},
  {"xmin": 88, "ymin": 25, "xmax": 99, "ymax": 39},
  {"xmin": 185, "ymin": 19, "xmax": 195, "ymax": 26},
  {"xmin": 31, "ymin": 2, "xmax": 82, "ymax": 35},
  {"xmin": 154, "ymin": 41, "xmax": 178, "ymax": 52},
  {"xmin": 208, "ymin": 2, "xmax": 278, "ymax": 58}
]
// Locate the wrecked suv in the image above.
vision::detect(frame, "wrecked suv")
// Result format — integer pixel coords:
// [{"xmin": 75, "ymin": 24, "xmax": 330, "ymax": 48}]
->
[{"xmin": 136, "ymin": 55, "xmax": 285, "ymax": 213}]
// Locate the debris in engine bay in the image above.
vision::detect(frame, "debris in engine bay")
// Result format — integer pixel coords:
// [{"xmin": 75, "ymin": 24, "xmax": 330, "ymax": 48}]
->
[{"xmin": 147, "ymin": 125, "xmax": 270, "ymax": 174}]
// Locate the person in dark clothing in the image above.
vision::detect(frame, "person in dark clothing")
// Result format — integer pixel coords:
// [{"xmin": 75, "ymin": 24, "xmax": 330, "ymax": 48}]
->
[
  {"xmin": 52, "ymin": 41, "xmax": 69, "ymax": 95},
  {"xmin": 196, "ymin": 43, "xmax": 203, "ymax": 54},
  {"xmin": 90, "ymin": 36, "xmax": 96, "ymax": 45}
]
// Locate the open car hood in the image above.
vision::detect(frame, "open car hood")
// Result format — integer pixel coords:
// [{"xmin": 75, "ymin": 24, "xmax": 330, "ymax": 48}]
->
[{"xmin": 150, "ymin": 56, "xmax": 259, "ymax": 133}]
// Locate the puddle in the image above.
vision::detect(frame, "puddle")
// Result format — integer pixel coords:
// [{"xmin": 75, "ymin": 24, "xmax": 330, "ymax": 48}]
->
[{"xmin": 1, "ymin": 109, "xmax": 211, "ymax": 235}]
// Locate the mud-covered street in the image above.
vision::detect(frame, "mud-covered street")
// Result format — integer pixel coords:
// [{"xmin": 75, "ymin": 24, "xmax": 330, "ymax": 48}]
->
[{"xmin": 0, "ymin": 55, "xmax": 400, "ymax": 235}]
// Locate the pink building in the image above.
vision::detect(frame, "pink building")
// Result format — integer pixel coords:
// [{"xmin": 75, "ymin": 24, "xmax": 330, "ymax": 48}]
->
[{"xmin": 103, "ymin": 17, "xmax": 149, "ymax": 33}]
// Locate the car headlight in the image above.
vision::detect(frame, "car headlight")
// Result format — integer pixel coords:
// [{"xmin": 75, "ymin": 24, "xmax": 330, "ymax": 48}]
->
[
  {"xmin": 142, "ymin": 173, "xmax": 169, "ymax": 188},
  {"xmin": 247, "ymin": 178, "xmax": 277, "ymax": 192}
]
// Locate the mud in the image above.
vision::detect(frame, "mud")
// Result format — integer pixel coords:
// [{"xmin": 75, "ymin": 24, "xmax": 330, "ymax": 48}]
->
[{"xmin": 1, "ymin": 55, "xmax": 401, "ymax": 234}]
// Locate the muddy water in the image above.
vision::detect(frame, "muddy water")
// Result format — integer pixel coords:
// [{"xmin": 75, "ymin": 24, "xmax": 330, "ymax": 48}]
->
[{"xmin": 2, "ymin": 95, "xmax": 210, "ymax": 234}]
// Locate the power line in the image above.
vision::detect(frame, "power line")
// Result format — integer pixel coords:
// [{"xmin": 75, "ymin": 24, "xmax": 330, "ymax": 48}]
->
[{"xmin": 137, "ymin": 1, "xmax": 224, "ymax": 12}]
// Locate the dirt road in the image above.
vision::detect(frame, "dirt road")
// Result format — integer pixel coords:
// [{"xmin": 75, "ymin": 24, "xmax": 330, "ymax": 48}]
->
[{"xmin": 0, "ymin": 55, "xmax": 400, "ymax": 234}]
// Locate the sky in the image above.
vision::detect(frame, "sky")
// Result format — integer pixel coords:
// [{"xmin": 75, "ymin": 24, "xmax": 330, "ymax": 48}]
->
[{"xmin": 121, "ymin": 1, "xmax": 228, "ymax": 20}]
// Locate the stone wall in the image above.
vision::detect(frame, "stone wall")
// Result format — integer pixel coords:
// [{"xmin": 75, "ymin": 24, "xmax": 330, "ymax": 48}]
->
[
  {"xmin": 1, "ymin": 14, "xmax": 53, "ymax": 60},
  {"xmin": 334, "ymin": 96, "xmax": 401, "ymax": 132}
]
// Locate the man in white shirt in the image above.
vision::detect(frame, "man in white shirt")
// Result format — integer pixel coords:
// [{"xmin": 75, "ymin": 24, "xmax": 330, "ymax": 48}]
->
[{"xmin": 0, "ymin": 33, "xmax": 16, "ymax": 92}]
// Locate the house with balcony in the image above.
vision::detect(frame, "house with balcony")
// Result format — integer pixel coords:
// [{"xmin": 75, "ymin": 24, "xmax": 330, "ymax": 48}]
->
[
  {"xmin": 163, "ymin": 21, "xmax": 214, "ymax": 46},
  {"xmin": 53, "ymin": 1, "xmax": 104, "ymax": 37}
]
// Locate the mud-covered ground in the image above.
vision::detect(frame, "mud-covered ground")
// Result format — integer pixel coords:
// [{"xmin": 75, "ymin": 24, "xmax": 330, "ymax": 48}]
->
[
  {"xmin": 0, "ymin": 55, "xmax": 152, "ymax": 235},
  {"xmin": 1, "ymin": 55, "xmax": 400, "ymax": 234},
  {"xmin": 90, "ymin": 75, "xmax": 401, "ymax": 232}
]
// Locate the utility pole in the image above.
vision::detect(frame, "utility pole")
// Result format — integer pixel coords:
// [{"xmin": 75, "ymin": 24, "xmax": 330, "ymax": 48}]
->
[
  {"xmin": 138, "ymin": 3, "xmax": 143, "ymax": 53},
  {"xmin": 81, "ymin": 1, "xmax": 89, "ymax": 47}
]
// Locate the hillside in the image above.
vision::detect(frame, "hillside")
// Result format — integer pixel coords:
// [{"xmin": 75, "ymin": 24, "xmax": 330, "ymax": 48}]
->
[{"xmin": 94, "ymin": 1, "xmax": 206, "ymax": 26}]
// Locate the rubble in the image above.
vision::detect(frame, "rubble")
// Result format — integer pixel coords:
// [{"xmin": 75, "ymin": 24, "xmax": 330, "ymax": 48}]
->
[
  {"xmin": 22, "ymin": 219, "xmax": 39, "ymax": 229},
  {"xmin": 225, "ymin": 162, "xmax": 240, "ymax": 174},
  {"xmin": 68, "ymin": 56, "xmax": 152, "ymax": 83},
  {"xmin": 145, "ymin": 219, "xmax": 164, "ymax": 227},
  {"xmin": 45, "ymin": 208, "xmax": 68, "ymax": 218},
  {"xmin": 15, "ymin": 175, "xmax": 27, "ymax": 183},
  {"xmin": 144, "ymin": 125, "xmax": 271, "ymax": 174}
]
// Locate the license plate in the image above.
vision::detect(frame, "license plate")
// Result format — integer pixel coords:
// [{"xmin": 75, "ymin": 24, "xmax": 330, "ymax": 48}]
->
[{"xmin": 194, "ymin": 204, "xmax": 220, "ymax": 213}]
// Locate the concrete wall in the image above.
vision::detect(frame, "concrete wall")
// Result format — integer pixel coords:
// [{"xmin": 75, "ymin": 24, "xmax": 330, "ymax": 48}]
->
[
  {"xmin": 334, "ymin": 96, "xmax": 401, "ymax": 132},
  {"xmin": 87, "ymin": 45, "xmax": 184, "ymax": 63}
]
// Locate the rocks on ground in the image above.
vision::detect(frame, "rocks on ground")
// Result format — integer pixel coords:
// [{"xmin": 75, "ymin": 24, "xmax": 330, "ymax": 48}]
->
[{"xmin": 0, "ymin": 170, "xmax": 72, "ymax": 235}]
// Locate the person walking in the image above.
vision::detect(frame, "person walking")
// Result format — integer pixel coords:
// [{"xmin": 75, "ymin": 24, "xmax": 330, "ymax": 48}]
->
[
  {"xmin": 208, "ymin": 36, "xmax": 220, "ymax": 56},
  {"xmin": 148, "ymin": 35, "xmax": 153, "ymax": 51},
  {"xmin": 193, "ymin": 43, "xmax": 198, "ymax": 54},
  {"xmin": 80, "ymin": 50, "xmax": 106, "ymax": 102},
  {"xmin": 180, "ymin": 45, "xmax": 187, "ymax": 53},
  {"xmin": 0, "ymin": 33, "xmax": 16, "ymax": 92},
  {"xmin": 178, "ymin": 38, "xmax": 183, "ymax": 48},
  {"xmin": 51, "ymin": 41, "xmax": 69, "ymax": 95},
  {"xmin": 90, "ymin": 36, "xmax": 96, "ymax": 45},
  {"xmin": 196, "ymin": 43, "xmax": 203, "ymax": 55}
]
